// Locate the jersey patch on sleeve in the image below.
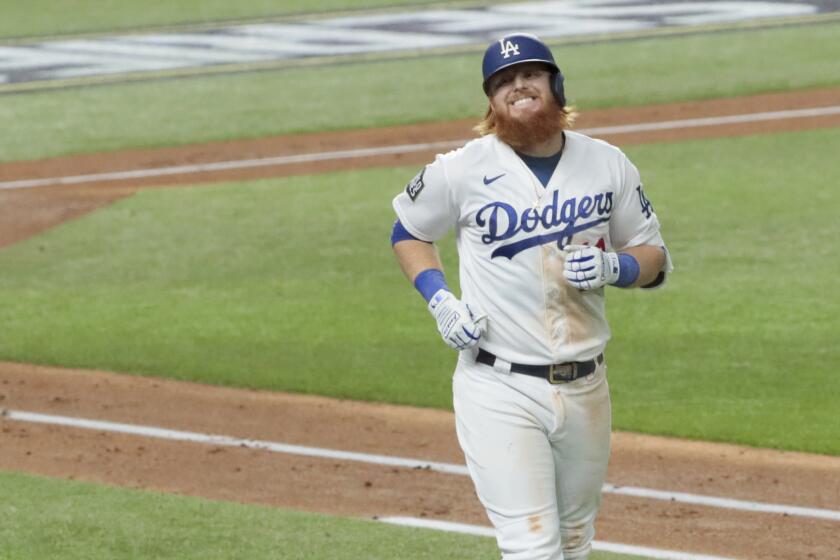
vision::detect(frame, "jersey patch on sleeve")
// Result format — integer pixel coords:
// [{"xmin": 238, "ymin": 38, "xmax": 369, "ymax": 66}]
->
[
  {"xmin": 405, "ymin": 167, "xmax": 426, "ymax": 201},
  {"xmin": 636, "ymin": 184, "xmax": 654, "ymax": 219}
]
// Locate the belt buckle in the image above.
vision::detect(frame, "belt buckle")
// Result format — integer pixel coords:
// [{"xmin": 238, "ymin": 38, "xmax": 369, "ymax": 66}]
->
[{"xmin": 548, "ymin": 362, "xmax": 576, "ymax": 384}]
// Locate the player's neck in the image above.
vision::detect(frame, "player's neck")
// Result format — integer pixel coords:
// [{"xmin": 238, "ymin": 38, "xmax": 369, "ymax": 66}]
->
[{"xmin": 516, "ymin": 131, "xmax": 565, "ymax": 158}]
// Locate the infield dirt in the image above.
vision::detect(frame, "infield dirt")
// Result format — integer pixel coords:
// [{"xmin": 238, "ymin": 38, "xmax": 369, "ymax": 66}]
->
[{"xmin": 1, "ymin": 87, "xmax": 839, "ymax": 559}]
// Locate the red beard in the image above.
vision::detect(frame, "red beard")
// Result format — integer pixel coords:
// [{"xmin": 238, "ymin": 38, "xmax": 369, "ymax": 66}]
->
[{"xmin": 493, "ymin": 98, "xmax": 565, "ymax": 152}]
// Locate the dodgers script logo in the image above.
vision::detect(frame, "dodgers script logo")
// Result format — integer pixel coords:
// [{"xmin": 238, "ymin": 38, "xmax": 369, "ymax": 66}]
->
[
  {"xmin": 476, "ymin": 190, "xmax": 613, "ymax": 259},
  {"xmin": 499, "ymin": 39, "xmax": 520, "ymax": 59}
]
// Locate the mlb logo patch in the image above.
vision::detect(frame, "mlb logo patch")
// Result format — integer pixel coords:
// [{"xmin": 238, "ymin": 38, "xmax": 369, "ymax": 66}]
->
[{"xmin": 406, "ymin": 167, "xmax": 426, "ymax": 201}]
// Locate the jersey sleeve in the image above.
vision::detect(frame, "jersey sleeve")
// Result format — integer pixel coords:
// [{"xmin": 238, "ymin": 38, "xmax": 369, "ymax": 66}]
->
[
  {"xmin": 391, "ymin": 156, "xmax": 458, "ymax": 242},
  {"xmin": 610, "ymin": 154, "xmax": 674, "ymax": 284}
]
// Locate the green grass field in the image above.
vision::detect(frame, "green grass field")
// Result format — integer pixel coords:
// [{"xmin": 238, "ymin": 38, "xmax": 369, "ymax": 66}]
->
[
  {"xmin": 3, "ymin": 2, "xmax": 840, "ymax": 557},
  {"xmin": 1, "ymin": 21, "xmax": 838, "ymax": 162},
  {"xmin": 0, "ymin": 471, "xmax": 647, "ymax": 560},
  {"xmin": 2, "ymin": 128, "xmax": 838, "ymax": 454}
]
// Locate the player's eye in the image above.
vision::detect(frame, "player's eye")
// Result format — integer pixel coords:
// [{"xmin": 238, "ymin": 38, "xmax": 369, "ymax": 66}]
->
[{"xmin": 493, "ymin": 75, "xmax": 512, "ymax": 90}]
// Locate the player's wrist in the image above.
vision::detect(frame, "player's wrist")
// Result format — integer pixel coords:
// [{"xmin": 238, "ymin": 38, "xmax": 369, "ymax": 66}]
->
[
  {"xmin": 427, "ymin": 288, "xmax": 451, "ymax": 314},
  {"xmin": 415, "ymin": 269, "xmax": 449, "ymax": 303},
  {"xmin": 611, "ymin": 253, "xmax": 640, "ymax": 287}
]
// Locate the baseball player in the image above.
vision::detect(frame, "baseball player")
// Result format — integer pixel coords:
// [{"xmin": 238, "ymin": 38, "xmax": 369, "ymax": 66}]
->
[{"xmin": 391, "ymin": 33, "xmax": 672, "ymax": 559}]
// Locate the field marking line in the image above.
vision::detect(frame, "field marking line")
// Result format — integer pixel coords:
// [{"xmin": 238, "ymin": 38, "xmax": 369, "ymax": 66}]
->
[
  {"xmin": 5, "ymin": 409, "xmax": 840, "ymax": 522},
  {"xmin": 1, "ymin": 105, "xmax": 838, "ymax": 191},
  {"xmin": 379, "ymin": 516, "xmax": 740, "ymax": 560},
  {"xmin": 0, "ymin": 140, "xmax": 463, "ymax": 191},
  {"xmin": 4, "ymin": 409, "xmax": 469, "ymax": 475}
]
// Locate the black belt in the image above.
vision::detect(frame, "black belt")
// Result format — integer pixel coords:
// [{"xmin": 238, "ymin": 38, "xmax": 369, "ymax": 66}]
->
[{"xmin": 476, "ymin": 348, "xmax": 604, "ymax": 384}]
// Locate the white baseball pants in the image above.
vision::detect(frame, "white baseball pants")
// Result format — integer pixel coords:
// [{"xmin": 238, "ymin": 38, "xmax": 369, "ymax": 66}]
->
[{"xmin": 452, "ymin": 353, "xmax": 611, "ymax": 560}]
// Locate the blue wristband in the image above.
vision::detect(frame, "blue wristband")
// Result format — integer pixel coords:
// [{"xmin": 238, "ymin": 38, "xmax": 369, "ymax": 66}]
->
[
  {"xmin": 614, "ymin": 253, "xmax": 640, "ymax": 288},
  {"xmin": 414, "ymin": 269, "xmax": 449, "ymax": 302}
]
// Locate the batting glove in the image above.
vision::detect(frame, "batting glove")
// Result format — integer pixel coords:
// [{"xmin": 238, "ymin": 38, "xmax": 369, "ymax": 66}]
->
[
  {"xmin": 428, "ymin": 289, "xmax": 485, "ymax": 351},
  {"xmin": 562, "ymin": 244, "xmax": 621, "ymax": 291}
]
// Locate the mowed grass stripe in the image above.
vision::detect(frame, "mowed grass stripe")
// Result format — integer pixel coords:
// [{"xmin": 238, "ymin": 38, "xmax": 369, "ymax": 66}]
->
[{"xmin": 0, "ymin": 471, "xmax": 651, "ymax": 560}]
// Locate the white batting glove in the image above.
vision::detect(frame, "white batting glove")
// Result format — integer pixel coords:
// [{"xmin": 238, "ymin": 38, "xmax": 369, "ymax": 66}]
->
[
  {"xmin": 428, "ymin": 289, "xmax": 486, "ymax": 351},
  {"xmin": 562, "ymin": 244, "xmax": 621, "ymax": 291}
]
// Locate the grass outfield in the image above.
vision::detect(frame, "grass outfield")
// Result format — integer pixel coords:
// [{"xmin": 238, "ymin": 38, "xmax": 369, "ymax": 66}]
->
[
  {"xmin": 0, "ymin": 471, "xmax": 647, "ymax": 560},
  {"xmin": 1, "ymin": 21, "xmax": 838, "ymax": 162},
  {"xmin": 0, "ymin": 128, "xmax": 838, "ymax": 454},
  {"xmin": 1, "ymin": 0, "xmax": 451, "ymax": 39}
]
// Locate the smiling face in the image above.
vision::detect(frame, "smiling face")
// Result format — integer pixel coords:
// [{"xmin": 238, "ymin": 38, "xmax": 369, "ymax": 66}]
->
[
  {"xmin": 486, "ymin": 62, "xmax": 554, "ymax": 122},
  {"xmin": 484, "ymin": 62, "xmax": 566, "ymax": 153}
]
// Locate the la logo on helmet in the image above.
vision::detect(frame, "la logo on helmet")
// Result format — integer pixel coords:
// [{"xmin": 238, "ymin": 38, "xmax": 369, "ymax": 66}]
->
[{"xmin": 499, "ymin": 39, "xmax": 520, "ymax": 59}]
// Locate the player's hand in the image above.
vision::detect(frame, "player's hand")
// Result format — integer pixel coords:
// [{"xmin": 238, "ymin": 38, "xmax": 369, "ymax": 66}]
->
[
  {"xmin": 427, "ymin": 289, "xmax": 486, "ymax": 350},
  {"xmin": 562, "ymin": 244, "xmax": 621, "ymax": 291}
]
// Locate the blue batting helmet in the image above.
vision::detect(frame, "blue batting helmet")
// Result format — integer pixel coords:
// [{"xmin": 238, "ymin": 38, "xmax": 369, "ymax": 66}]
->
[{"xmin": 481, "ymin": 33, "xmax": 566, "ymax": 106}]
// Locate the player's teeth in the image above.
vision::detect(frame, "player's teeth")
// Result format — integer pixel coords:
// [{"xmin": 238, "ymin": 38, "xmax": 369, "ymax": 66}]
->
[{"xmin": 513, "ymin": 97, "xmax": 535, "ymax": 106}]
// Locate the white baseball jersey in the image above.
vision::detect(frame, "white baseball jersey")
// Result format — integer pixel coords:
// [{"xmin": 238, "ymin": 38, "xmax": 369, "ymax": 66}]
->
[{"xmin": 393, "ymin": 130, "xmax": 673, "ymax": 365}]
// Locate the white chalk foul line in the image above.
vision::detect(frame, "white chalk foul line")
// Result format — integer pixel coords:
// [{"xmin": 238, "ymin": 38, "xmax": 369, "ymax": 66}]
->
[
  {"xmin": 4, "ymin": 409, "xmax": 469, "ymax": 476},
  {"xmin": 0, "ymin": 140, "xmax": 464, "ymax": 191},
  {"xmin": 1, "ymin": 105, "xmax": 838, "ymax": 191},
  {"xmin": 4, "ymin": 409, "xmax": 840, "ymax": 523},
  {"xmin": 601, "ymin": 483, "xmax": 840, "ymax": 521},
  {"xmin": 581, "ymin": 105, "xmax": 840, "ymax": 136},
  {"xmin": 379, "ymin": 517, "xmax": 739, "ymax": 560}
]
